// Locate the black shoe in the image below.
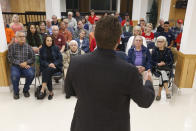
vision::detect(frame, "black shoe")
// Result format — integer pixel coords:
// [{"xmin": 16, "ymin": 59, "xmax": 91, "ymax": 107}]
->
[
  {"xmin": 48, "ymin": 94, "xmax": 53, "ymax": 100},
  {"xmin": 65, "ymin": 95, "xmax": 71, "ymax": 99},
  {"xmin": 23, "ymin": 91, "xmax": 30, "ymax": 97},
  {"xmin": 38, "ymin": 91, "xmax": 46, "ymax": 99},
  {"xmin": 55, "ymin": 79, "xmax": 59, "ymax": 83},
  {"xmin": 14, "ymin": 93, "xmax": 20, "ymax": 100}
]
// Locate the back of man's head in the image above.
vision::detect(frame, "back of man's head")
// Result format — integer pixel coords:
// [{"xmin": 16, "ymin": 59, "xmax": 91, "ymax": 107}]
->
[{"xmin": 95, "ymin": 16, "xmax": 121, "ymax": 49}]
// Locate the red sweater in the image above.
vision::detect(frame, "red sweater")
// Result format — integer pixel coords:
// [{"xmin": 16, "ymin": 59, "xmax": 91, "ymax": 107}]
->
[
  {"xmin": 90, "ymin": 38, "xmax": 97, "ymax": 52},
  {"xmin": 88, "ymin": 15, "xmax": 96, "ymax": 25}
]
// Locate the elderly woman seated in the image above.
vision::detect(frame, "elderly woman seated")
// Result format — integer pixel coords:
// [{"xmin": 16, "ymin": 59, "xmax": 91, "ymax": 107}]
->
[
  {"xmin": 127, "ymin": 35, "xmax": 151, "ymax": 75},
  {"xmin": 125, "ymin": 26, "xmax": 147, "ymax": 55},
  {"xmin": 63, "ymin": 40, "xmax": 85, "ymax": 78},
  {"xmin": 151, "ymin": 36, "xmax": 174, "ymax": 101},
  {"xmin": 39, "ymin": 35, "xmax": 63, "ymax": 100}
]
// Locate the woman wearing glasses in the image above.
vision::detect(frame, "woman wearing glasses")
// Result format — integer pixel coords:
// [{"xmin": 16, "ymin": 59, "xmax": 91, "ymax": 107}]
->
[{"xmin": 151, "ymin": 36, "xmax": 174, "ymax": 101}]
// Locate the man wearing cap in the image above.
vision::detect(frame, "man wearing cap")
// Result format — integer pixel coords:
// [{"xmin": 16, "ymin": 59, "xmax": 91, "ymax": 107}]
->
[
  {"xmin": 121, "ymin": 13, "xmax": 133, "ymax": 26},
  {"xmin": 171, "ymin": 19, "xmax": 183, "ymax": 46}
]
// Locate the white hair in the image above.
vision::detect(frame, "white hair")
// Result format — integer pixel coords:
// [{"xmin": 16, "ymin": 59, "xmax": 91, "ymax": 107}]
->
[
  {"xmin": 155, "ymin": 36, "xmax": 168, "ymax": 47},
  {"xmin": 15, "ymin": 30, "xmax": 26, "ymax": 37},
  {"xmin": 68, "ymin": 12, "xmax": 73, "ymax": 16},
  {"xmin": 52, "ymin": 25, "xmax": 59, "ymax": 30},
  {"xmin": 69, "ymin": 40, "xmax": 78, "ymax": 47}
]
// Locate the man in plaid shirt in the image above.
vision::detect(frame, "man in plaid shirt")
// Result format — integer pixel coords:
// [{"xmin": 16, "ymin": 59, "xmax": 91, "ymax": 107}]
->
[{"xmin": 8, "ymin": 31, "xmax": 35, "ymax": 99}]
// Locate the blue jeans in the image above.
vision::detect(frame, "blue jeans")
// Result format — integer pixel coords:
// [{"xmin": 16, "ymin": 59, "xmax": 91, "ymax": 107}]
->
[{"xmin": 11, "ymin": 65, "xmax": 35, "ymax": 94}]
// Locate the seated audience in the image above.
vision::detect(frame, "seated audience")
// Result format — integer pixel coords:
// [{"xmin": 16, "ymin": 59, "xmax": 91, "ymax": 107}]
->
[
  {"xmin": 126, "ymin": 26, "xmax": 147, "ymax": 54},
  {"xmin": 90, "ymin": 38, "xmax": 97, "ymax": 52},
  {"xmin": 68, "ymin": 11, "xmax": 77, "ymax": 30},
  {"xmin": 8, "ymin": 31, "xmax": 35, "ymax": 99},
  {"xmin": 59, "ymin": 21, "xmax": 72, "ymax": 44},
  {"xmin": 121, "ymin": 13, "xmax": 133, "ymax": 26},
  {"xmin": 138, "ymin": 18, "xmax": 146, "ymax": 32},
  {"xmin": 26, "ymin": 23, "xmax": 43, "ymax": 54},
  {"xmin": 39, "ymin": 35, "xmax": 63, "ymax": 100},
  {"xmin": 115, "ymin": 12, "xmax": 122, "ymax": 23},
  {"xmin": 155, "ymin": 21, "xmax": 175, "ymax": 48},
  {"xmin": 51, "ymin": 15, "xmax": 59, "ymax": 26},
  {"xmin": 10, "ymin": 14, "xmax": 24, "ymax": 33},
  {"xmin": 142, "ymin": 23, "xmax": 155, "ymax": 50},
  {"xmin": 88, "ymin": 9, "xmax": 96, "ymax": 25},
  {"xmin": 4, "ymin": 22, "xmax": 15, "ymax": 45},
  {"xmin": 63, "ymin": 40, "xmax": 85, "ymax": 78},
  {"xmin": 75, "ymin": 29, "xmax": 89, "ymax": 53},
  {"xmin": 175, "ymin": 32, "xmax": 182, "ymax": 51},
  {"xmin": 63, "ymin": 19, "xmax": 75, "ymax": 37},
  {"xmin": 151, "ymin": 36, "xmax": 174, "ymax": 100},
  {"xmin": 75, "ymin": 10, "xmax": 82, "ymax": 22},
  {"xmin": 122, "ymin": 20, "xmax": 133, "ymax": 35},
  {"xmin": 127, "ymin": 35, "xmax": 151, "ymax": 75},
  {"xmin": 171, "ymin": 19, "xmax": 183, "ymax": 47},
  {"xmin": 81, "ymin": 17, "xmax": 90, "ymax": 31},
  {"xmin": 74, "ymin": 20, "xmax": 89, "ymax": 39},
  {"xmin": 52, "ymin": 25, "xmax": 66, "ymax": 53},
  {"xmin": 156, "ymin": 18, "xmax": 164, "ymax": 33},
  {"xmin": 39, "ymin": 21, "xmax": 49, "ymax": 42},
  {"xmin": 46, "ymin": 19, "xmax": 53, "ymax": 35}
]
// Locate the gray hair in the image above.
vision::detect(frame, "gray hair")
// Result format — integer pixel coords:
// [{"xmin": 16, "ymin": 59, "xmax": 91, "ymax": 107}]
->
[
  {"xmin": 133, "ymin": 26, "xmax": 142, "ymax": 35},
  {"xmin": 15, "ymin": 30, "xmax": 26, "ymax": 37},
  {"xmin": 69, "ymin": 40, "xmax": 78, "ymax": 47},
  {"xmin": 52, "ymin": 25, "xmax": 59, "ymax": 30},
  {"xmin": 155, "ymin": 36, "xmax": 168, "ymax": 47},
  {"xmin": 68, "ymin": 12, "xmax": 73, "ymax": 16}
]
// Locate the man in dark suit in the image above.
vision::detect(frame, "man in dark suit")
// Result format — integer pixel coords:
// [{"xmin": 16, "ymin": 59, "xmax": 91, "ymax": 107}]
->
[{"xmin": 65, "ymin": 16, "xmax": 155, "ymax": 131}]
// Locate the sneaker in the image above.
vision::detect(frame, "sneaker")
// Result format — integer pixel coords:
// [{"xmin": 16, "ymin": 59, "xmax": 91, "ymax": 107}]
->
[
  {"xmin": 14, "ymin": 93, "xmax": 20, "ymax": 100},
  {"xmin": 156, "ymin": 95, "xmax": 161, "ymax": 101},
  {"xmin": 166, "ymin": 93, "xmax": 171, "ymax": 99},
  {"xmin": 23, "ymin": 91, "xmax": 30, "ymax": 97}
]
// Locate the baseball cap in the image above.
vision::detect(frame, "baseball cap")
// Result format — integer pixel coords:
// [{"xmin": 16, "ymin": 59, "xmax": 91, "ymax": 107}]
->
[{"xmin": 177, "ymin": 19, "xmax": 183, "ymax": 24}]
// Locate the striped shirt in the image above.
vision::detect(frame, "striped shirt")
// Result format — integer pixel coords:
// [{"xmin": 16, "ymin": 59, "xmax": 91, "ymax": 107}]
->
[{"xmin": 8, "ymin": 43, "xmax": 35, "ymax": 65}]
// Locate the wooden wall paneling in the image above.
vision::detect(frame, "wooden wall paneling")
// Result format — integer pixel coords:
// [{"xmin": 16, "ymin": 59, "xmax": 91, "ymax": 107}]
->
[
  {"xmin": 174, "ymin": 52, "xmax": 196, "ymax": 88},
  {"xmin": 169, "ymin": 0, "xmax": 186, "ymax": 26},
  {"xmin": 157, "ymin": 0, "xmax": 162, "ymax": 23},
  {"xmin": 0, "ymin": 51, "xmax": 10, "ymax": 87},
  {"xmin": 10, "ymin": 0, "xmax": 45, "ymax": 12},
  {"xmin": 79, "ymin": 0, "xmax": 89, "ymax": 12}
]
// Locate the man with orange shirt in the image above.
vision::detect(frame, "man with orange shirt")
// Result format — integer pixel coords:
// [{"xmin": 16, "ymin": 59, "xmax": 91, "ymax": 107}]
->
[
  {"xmin": 59, "ymin": 21, "xmax": 72, "ymax": 44},
  {"xmin": 5, "ymin": 22, "xmax": 15, "ymax": 45}
]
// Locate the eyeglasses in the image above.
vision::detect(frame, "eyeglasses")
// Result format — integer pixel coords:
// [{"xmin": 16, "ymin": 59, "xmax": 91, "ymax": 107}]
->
[
  {"xmin": 157, "ymin": 41, "xmax": 164, "ymax": 43},
  {"xmin": 18, "ymin": 36, "xmax": 25, "ymax": 38}
]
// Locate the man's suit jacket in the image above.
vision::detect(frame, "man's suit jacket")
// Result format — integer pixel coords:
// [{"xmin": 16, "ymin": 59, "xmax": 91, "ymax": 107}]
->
[{"xmin": 65, "ymin": 48, "xmax": 155, "ymax": 131}]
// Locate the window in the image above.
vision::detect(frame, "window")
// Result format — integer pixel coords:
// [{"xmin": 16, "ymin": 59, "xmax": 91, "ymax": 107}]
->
[
  {"xmin": 66, "ymin": 0, "xmax": 79, "ymax": 10},
  {"xmin": 90, "ymin": 0, "xmax": 117, "ymax": 11}
]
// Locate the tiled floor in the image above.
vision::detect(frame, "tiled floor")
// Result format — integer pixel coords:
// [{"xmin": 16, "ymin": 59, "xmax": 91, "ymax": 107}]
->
[{"xmin": 0, "ymin": 79, "xmax": 196, "ymax": 131}]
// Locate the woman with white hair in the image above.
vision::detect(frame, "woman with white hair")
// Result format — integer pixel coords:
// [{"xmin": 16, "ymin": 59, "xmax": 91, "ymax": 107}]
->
[
  {"xmin": 125, "ymin": 26, "xmax": 147, "ymax": 54},
  {"xmin": 10, "ymin": 14, "xmax": 24, "ymax": 33},
  {"xmin": 151, "ymin": 36, "xmax": 174, "ymax": 101},
  {"xmin": 63, "ymin": 40, "xmax": 85, "ymax": 78}
]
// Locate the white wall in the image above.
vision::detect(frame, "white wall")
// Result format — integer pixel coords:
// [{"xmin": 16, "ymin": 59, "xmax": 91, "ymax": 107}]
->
[
  {"xmin": 160, "ymin": 0, "xmax": 171, "ymax": 21},
  {"xmin": 45, "ymin": 0, "xmax": 61, "ymax": 19},
  {"xmin": 0, "ymin": 4, "xmax": 8, "ymax": 52},
  {"xmin": 60, "ymin": 0, "xmax": 66, "ymax": 12},
  {"xmin": 180, "ymin": 0, "xmax": 196, "ymax": 54}
]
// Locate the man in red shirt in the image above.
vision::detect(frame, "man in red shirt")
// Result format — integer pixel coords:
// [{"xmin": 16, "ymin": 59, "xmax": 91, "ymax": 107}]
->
[{"xmin": 52, "ymin": 25, "xmax": 66, "ymax": 53}]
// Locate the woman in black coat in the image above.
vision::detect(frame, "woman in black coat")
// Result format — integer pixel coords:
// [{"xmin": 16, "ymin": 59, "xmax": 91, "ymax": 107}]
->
[
  {"xmin": 39, "ymin": 35, "xmax": 63, "ymax": 100},
  {"xmin": 151, "ymin": 36, "xmax": 174, "ymax": 101}
]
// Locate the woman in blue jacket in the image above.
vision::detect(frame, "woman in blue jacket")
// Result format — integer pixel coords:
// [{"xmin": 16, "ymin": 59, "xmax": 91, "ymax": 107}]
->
[
  {"xmin": 127, "ymin": 35, "xmax": 151, "ymax": 74},
  {"xmin": 39, "ymin": 35, "xmax": 63, "ymax": 100}
]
